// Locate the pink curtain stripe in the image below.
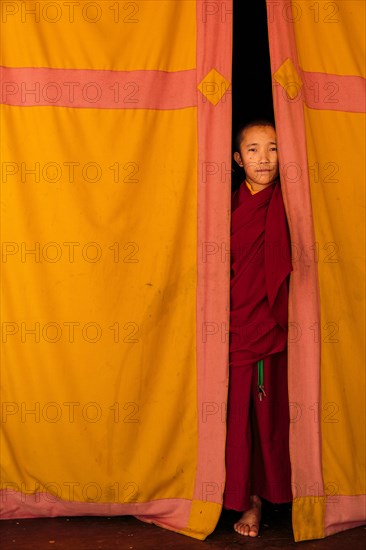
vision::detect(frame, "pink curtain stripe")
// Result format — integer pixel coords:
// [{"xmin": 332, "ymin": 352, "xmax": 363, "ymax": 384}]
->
[
  {"xmin": 325, "ymin": 495, "xmax": 366, "ymax": 536},
  {"xmin": 0, "ymin": 489, "xmax": 190, "ymax": 529},
  {"xmin": 266, "ymin": 0, "xmax": 324, "ymax": 509},
  {"xmin": 194, "ymin": 0, "xmax": 232, "ymax": 504},
  {"xmin": 299, "ymin": 70, "xmax": 366, "ymax": 113},
  {"xmin": 0, "ymin": 66, "xmax": 197, "ymax": 110}
]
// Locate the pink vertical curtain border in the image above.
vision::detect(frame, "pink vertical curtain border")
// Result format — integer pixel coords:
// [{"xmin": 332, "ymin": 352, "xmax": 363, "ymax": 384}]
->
[
  {"xmin": 193, "ymin": 0, "xmax": 232, "ymax": 506},
  {"xmin": 266, "ymin": 0, "xmax": 324, "ymax": 532}
]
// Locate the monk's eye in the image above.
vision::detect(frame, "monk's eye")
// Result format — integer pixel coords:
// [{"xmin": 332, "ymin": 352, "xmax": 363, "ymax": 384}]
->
[{"xmin": 248, "ymin": 148, "xmax": 256, "ymax": 152}]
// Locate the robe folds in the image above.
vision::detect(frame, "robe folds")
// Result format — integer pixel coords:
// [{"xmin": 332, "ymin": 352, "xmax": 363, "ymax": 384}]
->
[{"xmin": 224, "ymin": 180, "xmax": 293, "ymax": 512}]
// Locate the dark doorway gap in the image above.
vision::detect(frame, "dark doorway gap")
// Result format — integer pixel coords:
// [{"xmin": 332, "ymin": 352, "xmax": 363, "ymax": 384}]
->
[
  {"xmin": 231, "ymin": 0, "xmax": 274, "ymax": 187},
  {"xmin": 232, "ymin": 0, "xmax": 274, "ymax": 188}
]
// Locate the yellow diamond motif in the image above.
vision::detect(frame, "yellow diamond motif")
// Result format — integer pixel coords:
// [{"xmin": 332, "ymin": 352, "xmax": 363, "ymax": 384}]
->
[
  {"xmin": 198, "ymin": 69, "xmax": 231, "ymax": 106},
  {"xmin": 273, "ymin": 58, "xmax": 303, "ymax": 100}
]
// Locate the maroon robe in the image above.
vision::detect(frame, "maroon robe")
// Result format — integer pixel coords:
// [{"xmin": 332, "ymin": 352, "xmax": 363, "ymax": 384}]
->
[{"xmin": 224, "ymin": 180, "xmax": 293, "ymax": 511}]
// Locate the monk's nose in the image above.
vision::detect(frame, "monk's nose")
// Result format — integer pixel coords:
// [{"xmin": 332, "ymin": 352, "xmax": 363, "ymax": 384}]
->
[{"xmin": 259, "ymin": 154, "xmax": 270, "ymax": 163}]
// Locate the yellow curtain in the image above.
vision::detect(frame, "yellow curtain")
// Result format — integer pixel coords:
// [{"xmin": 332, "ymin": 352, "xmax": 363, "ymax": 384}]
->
[{"xmin": 0, "ymin": 1, "xmax": 232, "ymax": 539}]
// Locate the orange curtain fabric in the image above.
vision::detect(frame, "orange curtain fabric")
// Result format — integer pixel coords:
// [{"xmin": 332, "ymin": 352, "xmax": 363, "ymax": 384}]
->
[{"xmin": 0, "ymin": 1, "xmax": 232, "ymax": 539}]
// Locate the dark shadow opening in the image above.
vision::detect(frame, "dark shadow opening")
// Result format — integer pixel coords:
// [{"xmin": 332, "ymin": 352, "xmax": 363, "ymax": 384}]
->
[
  {"xmin": 232, "ymin": 0, "xmax": 273, "ymax": 125},
  {"xmin": 232, "ymin": 0, "xmax": 274, "ymax": 188}
]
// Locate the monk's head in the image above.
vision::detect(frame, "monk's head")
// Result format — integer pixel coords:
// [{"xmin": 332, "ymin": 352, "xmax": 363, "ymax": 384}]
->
[{"xmin": 234, "ymin": 120, "xmax": 279, "ymax": 192}]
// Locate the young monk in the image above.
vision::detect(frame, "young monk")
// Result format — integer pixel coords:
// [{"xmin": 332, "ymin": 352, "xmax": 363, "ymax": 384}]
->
[{"xmin": 223, "ymin": 120, "xmax": 293, "ymax": 537}]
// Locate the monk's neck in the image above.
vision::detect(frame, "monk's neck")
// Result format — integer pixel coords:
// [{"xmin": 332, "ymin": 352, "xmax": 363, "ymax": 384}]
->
[{"xmin": 245, "ymin": 179, "xmax": 277, "ymax": 195}]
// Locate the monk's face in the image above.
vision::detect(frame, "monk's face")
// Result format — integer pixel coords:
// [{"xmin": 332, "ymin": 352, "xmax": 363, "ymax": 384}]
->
[{"xmin": 234, "ymin": 125, "xmax": 279, "ymax": 192}]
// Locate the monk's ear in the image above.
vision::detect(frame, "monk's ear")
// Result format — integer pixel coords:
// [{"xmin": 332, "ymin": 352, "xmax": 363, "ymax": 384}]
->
[{"xmin": 233, "ymin": 152, "xmax": 243, "ymax": 168}]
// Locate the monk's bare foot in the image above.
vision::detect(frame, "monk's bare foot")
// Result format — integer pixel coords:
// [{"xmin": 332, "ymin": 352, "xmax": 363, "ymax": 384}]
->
[{"xmin": 234, "ymin": 495, "xmax": 262, "ymax": 537}]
